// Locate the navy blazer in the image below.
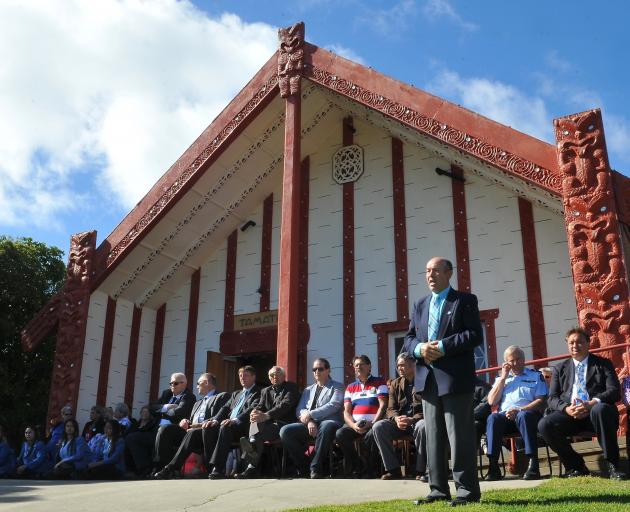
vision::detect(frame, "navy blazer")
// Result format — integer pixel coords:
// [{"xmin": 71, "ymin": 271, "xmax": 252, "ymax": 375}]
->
[
  {"xmin": 402, "ymin": 288, "xmax": 483, "ymax": 396},
  {"xmin": 189, "ymin": 391, "xmax": 230, "ymax": 424},
  {"xmin": 150, "ymin": 388, "xmax": 196, "ymax": 424},
  {"xmin": 212, "ymin": 386, "xmax": 262, "ymax": 425},
  {"xmin": 547, "ymin": 353, "xmax": 620, "ymax": 412}
]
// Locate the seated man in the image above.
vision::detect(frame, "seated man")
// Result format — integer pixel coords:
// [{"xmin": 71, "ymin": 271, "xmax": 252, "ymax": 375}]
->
[
  {"xmin": 126, "ymin": 372, "xmax": 195, "ymax": 477},
  {"xmin": 204, "ymin": 365, "xmax": 261, "ymax": 479},
  {"xmin": 485, "ymin": 345, "xmax": 547, "ymax": 481},
  {"xmin": 280, "ymin": 357, "xmax": 344, "ymax": 479},
  {"xmin": 335, "ymin": 354, "xmax": 388, "ymax": 476},
  {"xmin": 113, "ymin": 403, "xmax": 134, "ymax": 434},
  {"xmin": 372, "ymin": 352, "xmax": 426, "ymax": 480},
  {"xmin": 153, "ymin": 373, "xmax": 229, "ymax": 478},
  {"xmin": 237, "ymin": 366, "xmax": 299, "ymax": 478},
  {"xmin": 538, "ymin": 327, "xmax": 625, "ymax": 480}
]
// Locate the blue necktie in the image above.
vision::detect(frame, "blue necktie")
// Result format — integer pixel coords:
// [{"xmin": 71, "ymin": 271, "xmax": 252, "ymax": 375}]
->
[
  {"xmin": 230, "ymin": 390, "xmax": 248, "ymax": 419},
  {"xmin": 428, "ymin": 295, "xmax": 441, "ymax": 341},
  {"xmin": 575, "ymin": 362, "xmax": 588, "ymax": 402},
  {"xmin": 197, "ymin": 396, "xmax": 209, "ymax": 423},
  {"xmin": 168, "ymin": 395, "xmax": 177, "ymax": 404}
]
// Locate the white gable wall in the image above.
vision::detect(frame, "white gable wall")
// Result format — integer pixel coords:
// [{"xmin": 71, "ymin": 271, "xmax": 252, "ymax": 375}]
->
[
  {"xmin": 160, "ymin": 280, "xmax": 190, "ymax": 390},
  {"xmin": 133, "ymin": 307, "xmax": 157, "ymax": 414},
  {"xmin": 105, "ymin": 298, "xmax": 133, "ymax": 407}
]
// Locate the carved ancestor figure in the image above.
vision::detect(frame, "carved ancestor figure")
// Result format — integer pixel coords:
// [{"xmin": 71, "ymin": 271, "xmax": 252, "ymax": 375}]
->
[{"xmin": 278, "ymin": 22, "xmax": 304, "ymax": 98}]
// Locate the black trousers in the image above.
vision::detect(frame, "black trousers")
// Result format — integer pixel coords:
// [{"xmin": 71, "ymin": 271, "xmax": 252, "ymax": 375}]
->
[
  {"xmin": 125, "ymin": 430, "xmax": 157, "ymax": 473},
  {"xmin": 206, "ymin": 421, "xmax": 249, "ymax": 473},
  {"xmin": 335, "ymin": 424, "xmax": 376, "ymax": 473},
  {"xmin": 165, "ymin": 428, "xmax": 205, "ymax": 471},
  {"xmin": 154, "ymin": 424, "xmax": 186, "ymax": 469}
]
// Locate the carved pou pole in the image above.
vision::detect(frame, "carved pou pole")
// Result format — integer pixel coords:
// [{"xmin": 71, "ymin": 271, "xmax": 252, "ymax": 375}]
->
[
  {"xmin": 278, "ymin": 22, "xmax": 304, "ymax": 98},
  {"xmin": 554, "ymin": 109, "xmax": 630, "ymax": 374}
]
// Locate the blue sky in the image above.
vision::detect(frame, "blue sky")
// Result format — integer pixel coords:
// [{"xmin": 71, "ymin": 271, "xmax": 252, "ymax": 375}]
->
[{"xmin": 1, "ymin": 0, "xmax": 628, "ymax": 257}]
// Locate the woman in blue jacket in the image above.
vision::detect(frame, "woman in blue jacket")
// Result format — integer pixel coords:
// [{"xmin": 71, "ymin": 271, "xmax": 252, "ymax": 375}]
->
[
  {"xmin": 50, "ymin": 419, "xmax": 90, "ymax": 479},
  {"xmin": 85, "ymin": 420, "xmax": 125, "ymax": 479},
  {"xmin": 16, "ymin": 426, "xmax": 51, "ymax": 478},
  {"xmin": 0, "ymin": 424, "xmax": 16, "ymax": 477}
]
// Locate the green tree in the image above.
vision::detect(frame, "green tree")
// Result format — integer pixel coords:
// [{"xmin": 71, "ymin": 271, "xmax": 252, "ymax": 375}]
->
[{"xmin": 0, "ymin": 236, "xmax": 66, "ymax": 446}]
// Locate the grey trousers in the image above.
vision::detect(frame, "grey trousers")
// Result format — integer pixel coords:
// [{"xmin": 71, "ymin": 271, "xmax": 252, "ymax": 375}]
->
[
  {"xmin": 422, "ymin": 371, "xmax": 480, "ymax": 500},
  {"xmin": 372, "ymin": 418, "xmax": 426, "ymax": 473}
]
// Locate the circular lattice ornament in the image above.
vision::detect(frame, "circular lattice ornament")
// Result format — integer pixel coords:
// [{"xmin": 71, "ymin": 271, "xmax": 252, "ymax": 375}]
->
[{"xmin": 332, "ymin": 144, "xmax": 364, "ymax": 184}]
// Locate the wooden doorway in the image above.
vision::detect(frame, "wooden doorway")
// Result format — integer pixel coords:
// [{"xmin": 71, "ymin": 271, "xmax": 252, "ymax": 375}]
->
[{"xmin": 206, "ymin": 350, "xmax": 277, "ymax": 393}]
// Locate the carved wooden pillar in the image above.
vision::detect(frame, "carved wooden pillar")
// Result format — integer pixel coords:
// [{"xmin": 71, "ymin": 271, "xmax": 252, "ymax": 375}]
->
[
  {"xmin": 554, "ymin": 109, "xmax": 630, "ymax": 371},
  {"xmin": 47, "ymin": 231, "xmax": 97, "ymax": 428},
  {"xmin": 276, "ymin": 22, "xmax": 305, "ymax": 382}
]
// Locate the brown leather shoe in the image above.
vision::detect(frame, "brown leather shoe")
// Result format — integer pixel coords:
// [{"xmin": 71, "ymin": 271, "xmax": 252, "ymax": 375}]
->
[{"xmin": 381, "ymin": 469, "xmax": 402, "ymax": 480}]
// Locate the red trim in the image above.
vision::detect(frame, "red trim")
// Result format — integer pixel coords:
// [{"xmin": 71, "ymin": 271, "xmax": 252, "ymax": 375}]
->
[
  {"xmin": 221, "ymin": 327, "xmax": 278, "ymax": 355},
  {"xmin": 276, "ymin": 90, "xmax": 302, "ymax": 382},
  {"xmin": 124, "ymin": 306, "xmax": 142, "ymax": 409},
  {"xmin": 224, "ymin": 231, "xmax": 237, "ymax": 332},
  {"xmin": 185, "ymin": 269, "xmax": 201, "ymax": 384},
  {"xmin": 451, "ymin": 165, "xmax": 471, "ymax": 292},
  {"xmin": 96, "ymin": 297, "xmax": 117, "ymax": 406},
  {"xmin": 391, "ymin": 138, "xmax": 410, "ymax": 321},
  {"xmin": 518, "ymin": 197, "xmax": 548, "ymax": 360},
  {"xmin": 297, "ymin": 157, "xmax": 310, "ymax": 388},
  {"xmin": 304, "ymin": 43, "xmax": 561, "ymax": 195},
  {"xmin": 479, "ymin": 309, "xmax": 500, "ymax": 369},
  {"xmin": 260, "ymin": 194, "xmax": 273, "ymax": 312},
  {"xmin": 150, "ymin": 304, "xmax": 166, "ymax": 401},
  {"xmin": 374, "ymin": 320, "xmax": 410, "ymax": 381},
  {"xmin": 342, "ymin": 117, "xmax": 355, "ymax": 384}
]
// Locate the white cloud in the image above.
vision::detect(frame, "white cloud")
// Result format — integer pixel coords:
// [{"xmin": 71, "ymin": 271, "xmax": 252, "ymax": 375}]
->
[
  {"xmin": 325, "ymin": 44, "xmax": 367, "ymax": 65},
  {"xmin": 359, "ymin": 0, "xmax": 418, "ymax": 36},
  {"xmin": 426, "ymin": 69, "xmax": 552, "ymax": 142},
  {"xmin": 0, "ymin": 0, "xmax": 278, "ymax": 226},
  {"xmin": 422, "ymin": 0, "xmax": 478, "ymax": 32},
  {"xmin": 605, "ymin": 114, "xmax": 630, "ymax": 168}
]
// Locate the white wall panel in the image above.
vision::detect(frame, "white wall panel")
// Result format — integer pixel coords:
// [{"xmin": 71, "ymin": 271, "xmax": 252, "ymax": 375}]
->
[
  {"xmin": 133, "ymin": 307, "xmax": 156, "ymax": 413},
  {"xmin": 160, "ymin": 279, "xmax": 190, "ymax": 390},
  {"xmin": 533, "ymin": 204, "xmax": 577, "ymax": 357},
  {"xmin": 105, "ymin": 298, "xmax": 133, "ymax": 406},
  {"xmin": 234, "ymin": 204, "xmax": 263, "ymax": 315},
  {"xmin": 77, "ymin": 290, "xmax": 108, "ymax": 426},
  {"xmin": 466, "ymin": 174, "xmax": 532, "ymax": 360},
  {"xmin": 269, "ymin": 190, "xmax": 282, "ymax": 311},
  {"xmin": 195, "ymin": 240, "xmax": 228, "ymax": 376}
]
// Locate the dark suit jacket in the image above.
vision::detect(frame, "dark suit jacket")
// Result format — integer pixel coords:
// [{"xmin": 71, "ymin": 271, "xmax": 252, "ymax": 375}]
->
[
  {"xmin": 402, "ymin": 287, "xmax": 483, "ymax": 396},
  {"xmin": 386, "ymin": 375, "xmax": 423, "ymax": 423},
  {"xmin": 189, "ymin": 391, "xmax": 230, "ymax": 424},
  {"xmin": 547, "ymin": 353, "xmax": 620, "ymax": 412},
  {"xmin": 212, "ymin": 386, "xmax": 261, "ymax": 425},
  {"xmin": 257, "ymin": 381, "xmax": 300, "ymax": 424},
  {"xmin": 150, "ymin": 388, "xmax": 196, "ymax": 424}
]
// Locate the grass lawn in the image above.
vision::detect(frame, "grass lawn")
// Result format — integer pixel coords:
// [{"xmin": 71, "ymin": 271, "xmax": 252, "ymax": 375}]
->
[{"xmin": 286, "ymin": 477, "xmax": 630, "ymax": 511}]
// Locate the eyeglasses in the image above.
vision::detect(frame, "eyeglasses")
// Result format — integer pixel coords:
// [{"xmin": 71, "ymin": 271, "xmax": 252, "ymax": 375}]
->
[
  {"xmin": 169, "ymin": 381, "xmax": 182, "ymax": 386},
  {"xmin": 312, "ymin": 367, "xmax": 326, "ymax": 372}
]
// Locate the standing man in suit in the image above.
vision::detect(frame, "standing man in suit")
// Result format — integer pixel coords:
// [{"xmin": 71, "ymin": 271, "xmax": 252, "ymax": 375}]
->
[
  {"xmin": 237, "ymin": 366, "xmax": 300, "ymax": 478},
  {"xmin": 153, "ymin": 373, "xmax": 229, "ymax": 478},
  {"xmin": 538, "ymin": 327, "xmax": 625, "ymax": 479},
  {"xmin": 403, "ymin": 257, "xmax": 483, "ymax": 506},
  {"xmin": 280, "ymin": 357, "xmax": 344, "ymax": 478},
  {"xmin": 205, "ymin": 365, "xmax": 261, "ymax": 479},
  {"xmin": 126, "ymin": 371, "xmax": 195, "ymax": 477}
]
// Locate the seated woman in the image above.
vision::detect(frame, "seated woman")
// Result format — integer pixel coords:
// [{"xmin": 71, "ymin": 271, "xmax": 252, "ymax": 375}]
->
[
  {"xmin": 49, "ymin": 419, "xmax": 90, "ymax": 479},
  {"xmin": 85, "ymin": 420, "xmax": 125, "ymax": 479},
  {"xmin": 16, "ymin": 426, "xmax": 51, "ymax": 478},
  {"xmin": 113, "ymin": 403, "xmax": 134, "ymax": 435},
  {"xmin": 124, "ymin": 406, "xmax": 158, "ymax": 477},
  {"xmin": 82, "ymin": 405, "xmax": 105, "ymax": 442},
  {"xmin": 0, "ymin": 424, "xmax": 16, "ymax": 478}
]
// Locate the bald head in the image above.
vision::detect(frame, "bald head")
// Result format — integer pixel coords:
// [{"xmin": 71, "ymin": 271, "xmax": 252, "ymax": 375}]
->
[{"xmin": 425, "ymin": 257, "xmax": 453, "ymax": 293}]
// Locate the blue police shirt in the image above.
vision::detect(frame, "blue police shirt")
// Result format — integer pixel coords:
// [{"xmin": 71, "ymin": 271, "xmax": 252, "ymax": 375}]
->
[{"xmin": 497, "ymin": 368, "xmax": 547, "ymax": 412}]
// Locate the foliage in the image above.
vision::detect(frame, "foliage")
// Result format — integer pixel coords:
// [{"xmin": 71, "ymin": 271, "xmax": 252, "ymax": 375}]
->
[
  {"xmin": 0, "ymin": 236, "xmax": 65, "ymax": 447},
  {"xmin": 287, "ymin": 477, "xmax": 630, "ymax": 511}
]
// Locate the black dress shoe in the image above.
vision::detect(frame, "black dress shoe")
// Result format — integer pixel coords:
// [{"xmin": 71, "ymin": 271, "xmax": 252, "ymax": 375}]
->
[
  {"xmin": 310, "ymin": 470, "xmax": 324, "ymax": 479},
  {"xmin": 413, "ymin": 496, "xmax": 450, "ymax": 505},
  {"xmin": 564, "ymin": 466, "xmax": 590, "ymax": 478},
  {"xmin": 381, "ymin": 468, "xmax": 402, "ymax": 480},
  {"xmin": 208, "ymin": 471, "xmax": 226, "ymax": 480},
  {"xmin": 153, "ymin": 467, "xmax": 177, "ymax": 480},
  {"xmin": 450, "ymin": 497, "xmax": 479, "ymax": 507},
  {"xmin": 607, "ymin": 462, "xmax": 626, "ymax": 480},
  {"xmin": 484, "ymin": 467, "xmax": 503, "ymax": 481},
  {"xmin": 235, "ymin": 466, "xmax": 259, "ymax": 479}
]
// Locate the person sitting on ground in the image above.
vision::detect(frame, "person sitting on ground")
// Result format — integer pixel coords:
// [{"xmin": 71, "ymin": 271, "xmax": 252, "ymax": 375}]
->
[
  {"xmin": 46, "ymin": 404, "xmax": 74, "ymax": 461},
  {"xmin": 538, "ymin": 327, "xmax": 626, "ymax": 480},
  {"xmin": 485, "ymin": 345, "xmax": 547, "ymax": 481},
  {"xmin": 49, "ymin": 419, "xmax": 90, "ymax": 479},
  {"xmin": 126, "ymin": 372, "xmax": 195, "ymax": 477},
  {"xmin": 372, "ymin": 352, "xmax": 426, "ymax": 481},
  {"xmin": 152, "ymin": 373, "xmax": 229, "ymax": 479},
  {"xmin": 279, "ymin": 357, "xmax": 344, "ymax": 479},
  {"xmin": 0, "ymin": 424, "xmax": 16, "ymax": 478},
  {"xmin": 85, "ymin": 420, "xmax": 125, "ymax": 479},
  {"xmin": 237, "ymin": 366, "xmax": 300, "ymax": 478},
  {"xmin": 16, "ymin": 425, "xmax": 51, "ymax": 478},
  {"xmin": 124, "ymin": 406, "xmax": 158, "ymax": 476},
  {"xmin": 82, "ymin": 405, "xmax": 106, "ymax": 441},
  {"xmin": 205, "ymin": 366, "xmax": 261, "ymax": 479},
  {"xmin": 113, "ymin": 403, "xmax": 134, "ymax": 434},
  {"xmin": 335, "ymin": 354, "xmax": 388, "ymax": 477}
]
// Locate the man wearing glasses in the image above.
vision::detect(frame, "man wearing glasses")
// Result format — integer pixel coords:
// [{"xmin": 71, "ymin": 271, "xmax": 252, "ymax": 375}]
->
[
  {"xmin": 237, "ymin": 366, "xmax": 299, "ymax": 478},
  {"xmin": 280, "ymin": 358, "xmax": 344, "ymax": 478}
]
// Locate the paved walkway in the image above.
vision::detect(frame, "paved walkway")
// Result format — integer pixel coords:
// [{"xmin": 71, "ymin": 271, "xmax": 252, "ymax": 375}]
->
[{"xmin": 0, "ymin": 477, "xmax": 544, "ymax": 511}]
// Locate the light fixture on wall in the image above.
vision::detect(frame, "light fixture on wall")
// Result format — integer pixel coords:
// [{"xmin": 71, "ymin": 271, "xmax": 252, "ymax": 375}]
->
[
  {"xmin": 435, "ymin": 167, "xmax": 465, "ymax": 182},
  {"xmin": 240, "ymin": 220, "xmax": 256, "ymax": 232}
]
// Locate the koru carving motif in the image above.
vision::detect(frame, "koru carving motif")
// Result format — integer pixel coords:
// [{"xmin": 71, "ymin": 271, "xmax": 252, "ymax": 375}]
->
[
  {"xmin": 47, "ymin": 231, "xmax": 96, "ymax": 428},
  {"xmin": 555, "ymin": 109, "xmax": 629, "ymax": 370},
  {"xmin": 278, "ymin": 22, "xmax": 304, "ymax": 98},
  {"xmin": 21, "ymin": 293, "xmax": 62, "ymax": 351},
  {"xmin": 332, "ymin": 144, "xmax": 363, "ymax": 184}
]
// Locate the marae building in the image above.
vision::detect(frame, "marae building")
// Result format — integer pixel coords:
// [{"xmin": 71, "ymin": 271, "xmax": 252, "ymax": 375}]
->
[{"xmin": 22, "ymin": 23, "xmax": 630, "ymax": 428}]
